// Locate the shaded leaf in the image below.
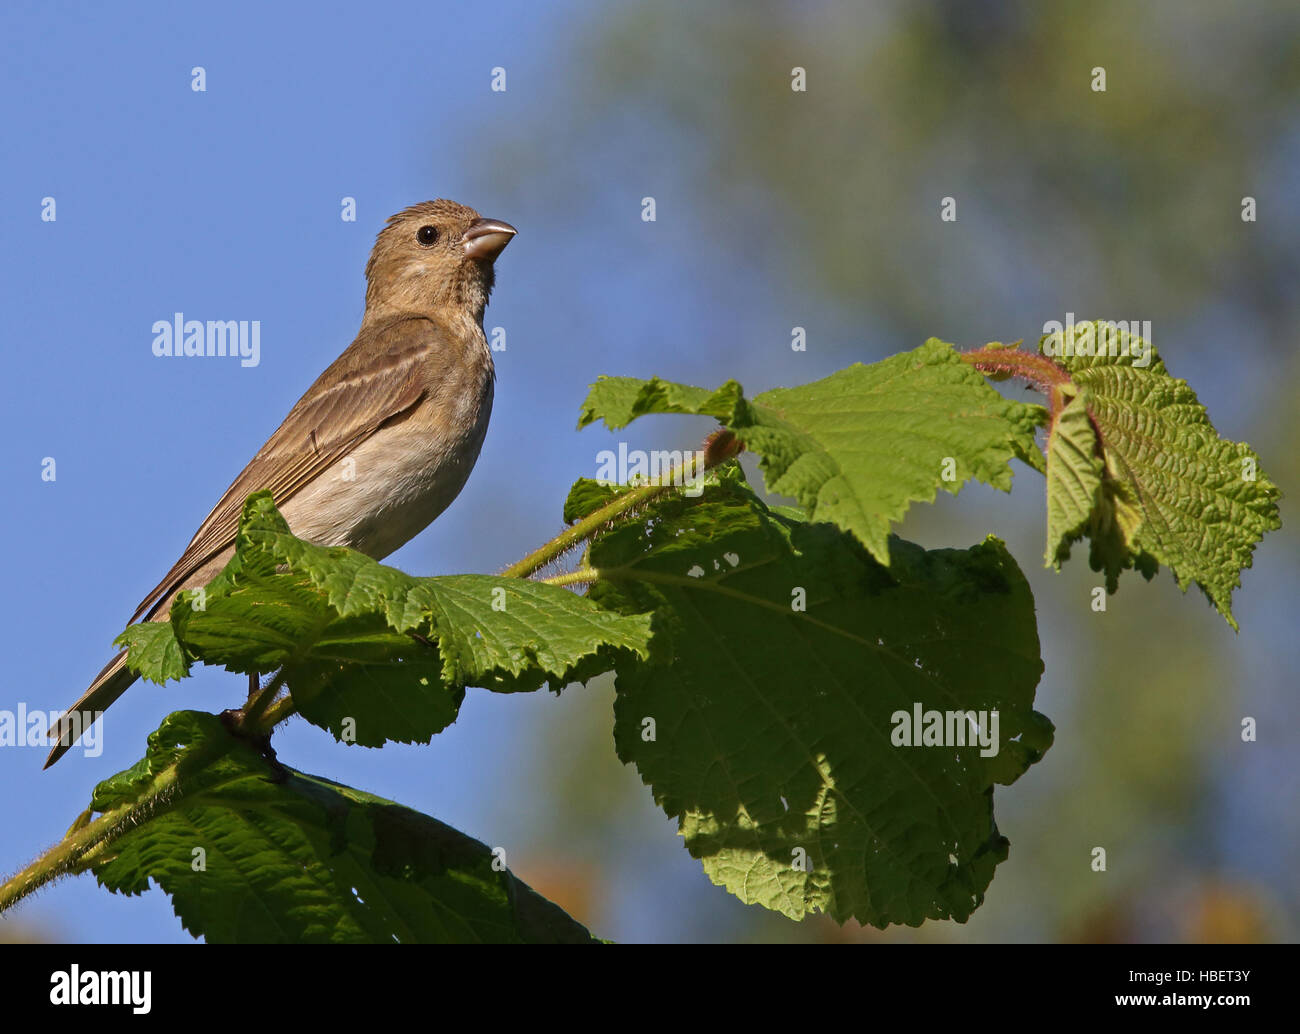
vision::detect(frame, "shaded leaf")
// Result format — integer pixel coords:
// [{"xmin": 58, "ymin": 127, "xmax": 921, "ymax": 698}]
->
[
  {"xmin": 584, "ymin": 469, "xmax": 1051, "ymax": 927},
  {"xmin": 88, "ymin": 712, "xmax": 597, "ymax": 943}
]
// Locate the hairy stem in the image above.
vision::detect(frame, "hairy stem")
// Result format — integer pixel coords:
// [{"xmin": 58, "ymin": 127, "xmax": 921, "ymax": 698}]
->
[
  {"xmin": 255, "ymin": 693, "xmax": 297, "ymax": 734},
  {"xmin": 242, "ymin": 669, "xmax": 289, "ymax": 730},
  {"xmin": 500, "ymin": 429, "xmax": 741, "ymax": 580},
  {"xmin": 539, "ymin": 567, "xmax": 600, "ymax": 588},
  {"xmin": 0, "ymin": 761, "xmax": 184, "ymax": 914},
  {"xmin": 959, "ymin": 345, "xmax": 1071, "ymax": 395}
]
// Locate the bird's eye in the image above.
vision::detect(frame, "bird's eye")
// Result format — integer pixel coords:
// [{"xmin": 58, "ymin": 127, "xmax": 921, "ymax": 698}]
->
[{"xmin": 416, "ymin": 225, "xmax": 438, "ymax": 246}]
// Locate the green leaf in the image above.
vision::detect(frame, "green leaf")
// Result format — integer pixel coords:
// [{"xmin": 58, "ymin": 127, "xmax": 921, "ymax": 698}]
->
[
  {"xmin": 577, "ymin": 340, "xmax": 1048, "ymax": 564},
  {"xmin": 1044, "ymin": 383, "xmax": 1104, "ymax": 567},
  {"xmin": 577, "ymin": 376, "xmax": 745, "ymax": 430},
  {"xmin": 114, "ymin": 623, "xmax": 191, "ymax": 684},
  {"xmin": 87, "ymin": 712, "xmax": 597, "ymax": 943},
  {"xmin": 584, "ymin": 469, "xmax": 1051, "ymax": 928},
  {"xmin": 1043, "ymin": 321, "xmax": 1281, "ymax": 629},
  {"xmin": 131, "ymin": 494, "xmax": 653, "ymax": 746}
]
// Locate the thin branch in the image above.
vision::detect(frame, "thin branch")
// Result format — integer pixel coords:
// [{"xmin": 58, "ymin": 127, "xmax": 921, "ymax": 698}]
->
[{"xmin": 500, "ymin": 429, "xmax": 741, "ymax": 580}]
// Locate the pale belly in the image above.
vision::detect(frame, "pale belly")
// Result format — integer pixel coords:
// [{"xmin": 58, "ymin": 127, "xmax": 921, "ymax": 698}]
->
[
  {"xmin": 278, "ymin": 387, "xmax": 493, "ymax": 561},
  {"xmin": 143, "ymin": 344, "xmax": 495, "ymax": 623}
]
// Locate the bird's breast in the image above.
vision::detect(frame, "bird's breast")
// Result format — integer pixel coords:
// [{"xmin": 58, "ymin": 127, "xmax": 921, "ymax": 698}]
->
[{"xmin": 279, "ymin": 344, "xmax": 494, "ymax": 561}]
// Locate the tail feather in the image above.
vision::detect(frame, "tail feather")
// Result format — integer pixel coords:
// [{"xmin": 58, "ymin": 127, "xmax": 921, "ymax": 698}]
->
[{"xmin": 44, "ymin": 651, "xmax": 139, "ymax": 769}]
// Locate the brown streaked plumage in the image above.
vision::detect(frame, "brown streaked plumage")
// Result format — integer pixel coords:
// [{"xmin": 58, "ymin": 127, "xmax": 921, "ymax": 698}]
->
[{"xmin": 46, "ymin": 199, "xmax": 516, "ymax": 767}]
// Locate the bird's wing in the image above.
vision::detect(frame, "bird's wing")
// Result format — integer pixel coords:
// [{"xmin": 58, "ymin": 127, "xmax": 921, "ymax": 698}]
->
[{"xmin": 129, "ymin": 315, "xmax": 439, "ymax": 623}]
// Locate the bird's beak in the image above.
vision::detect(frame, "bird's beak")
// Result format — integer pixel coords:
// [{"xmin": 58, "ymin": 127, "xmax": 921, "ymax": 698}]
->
[{"xmin": 462, "ymin": 218, "xmax": 517, "ymax": 261}]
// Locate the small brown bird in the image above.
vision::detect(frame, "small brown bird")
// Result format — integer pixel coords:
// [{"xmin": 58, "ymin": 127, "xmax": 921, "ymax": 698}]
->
[{"xmin": 46, "ymin": 199, "xmax": 516, "ymax": 767}]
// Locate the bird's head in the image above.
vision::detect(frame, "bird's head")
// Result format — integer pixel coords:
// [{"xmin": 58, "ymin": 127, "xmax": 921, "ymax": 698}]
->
[{"xmin": 364, "ymin": 199, "xmax": 516, "ymax": 323}]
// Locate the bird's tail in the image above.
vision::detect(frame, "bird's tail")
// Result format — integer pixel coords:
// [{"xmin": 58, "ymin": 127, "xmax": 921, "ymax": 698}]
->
[{"xmin": 44, "ymin": 650, "xmax": 139, "ymax": 769}]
